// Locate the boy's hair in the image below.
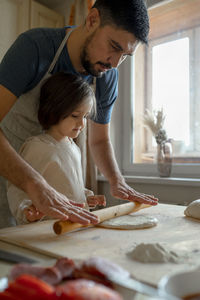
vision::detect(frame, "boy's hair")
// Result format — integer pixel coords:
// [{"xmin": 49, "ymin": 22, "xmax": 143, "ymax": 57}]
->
[
  {"xmin": 92, "ymin": 0, "xmax": 149, "ymax": 44},
  {"xmin": 38, "ymin": 72, "xmax": 95, "ymax": 130}
]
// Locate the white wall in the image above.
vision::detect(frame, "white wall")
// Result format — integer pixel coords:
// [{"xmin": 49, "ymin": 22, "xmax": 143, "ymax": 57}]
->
[{"xmin": 36, "ymin": 0, "xmax": 73, "ymax": 23}]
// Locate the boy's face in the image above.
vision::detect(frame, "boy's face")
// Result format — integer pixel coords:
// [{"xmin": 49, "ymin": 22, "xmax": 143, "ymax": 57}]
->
[
  {"xmin": 49, "ymin": 98, "xmax": 93, "ymax": 141},
  {"xmin": 80, "ymin": 24, "xmax": 138, "ymax": 77}
]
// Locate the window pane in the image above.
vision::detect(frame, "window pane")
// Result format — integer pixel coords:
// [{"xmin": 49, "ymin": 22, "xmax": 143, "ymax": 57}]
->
[{"xmin": 152, "ymin": 38, "xmax": 190, "ymax": 146}]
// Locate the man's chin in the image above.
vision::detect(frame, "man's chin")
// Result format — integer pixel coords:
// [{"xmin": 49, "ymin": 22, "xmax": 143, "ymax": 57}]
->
[
  {"xmin": 82, "ymin": 64, "xmax": 104, "ymax": 77},
  {"xmin": 83, "ymin": 69, "xmax": 104, "ymax": 78},
  {"xmin": 94, "ymin": 71, "xmax": 104, "ymax": 78},
  {"xmin": 95, "ymin": 67, "xmax": 112, "ymax": 77},
  {"xmin": 90, "ymin": 68, "xmax": 105, "ymax": 77}
]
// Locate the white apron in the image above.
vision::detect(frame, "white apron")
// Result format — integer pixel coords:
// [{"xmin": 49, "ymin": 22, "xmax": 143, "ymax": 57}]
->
[{"xmin": 0, "ymin": 30, "xmax": 72, "ymax": 228}]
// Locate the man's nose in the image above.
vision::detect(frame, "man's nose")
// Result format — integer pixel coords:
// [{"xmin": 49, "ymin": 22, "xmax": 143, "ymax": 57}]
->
[{"xmin": 108, "ymin": 53, "xmax": 126, "ymax": 68}]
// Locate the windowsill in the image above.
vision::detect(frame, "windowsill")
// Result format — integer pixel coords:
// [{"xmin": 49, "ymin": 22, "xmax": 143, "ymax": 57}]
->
[
  {"xmin": 97, "ymin": 174, "xmax": 200, "ymax": 187},
  {"xmin": 141, "ymin": 153, "xmax": 200, "ymax": 164}
]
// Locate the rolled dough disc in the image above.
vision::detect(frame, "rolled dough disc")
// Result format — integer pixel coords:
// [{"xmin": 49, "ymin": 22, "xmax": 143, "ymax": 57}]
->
[
  {"xmin": 97, "ymin": 215, "xmax": 158, "ymax": 229},
  {"xmin": 184, "ymin": 199, "xmax": 200, "ymax": 220}
]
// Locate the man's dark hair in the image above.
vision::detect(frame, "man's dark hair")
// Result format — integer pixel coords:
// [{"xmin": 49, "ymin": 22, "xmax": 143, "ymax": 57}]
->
[
  {"xmin": 92, "ymin": 0, "xmax": 149, "ymax": 44},
  {"xmin": 38, "ymin": 72, "xmax": 95, "ymax": 130}
]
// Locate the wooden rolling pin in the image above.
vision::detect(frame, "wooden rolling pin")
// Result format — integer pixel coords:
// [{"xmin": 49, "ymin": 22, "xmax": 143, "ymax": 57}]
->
[{"xmin": 53, "ymin": 202, "xmax": 151, "ymax": 235}]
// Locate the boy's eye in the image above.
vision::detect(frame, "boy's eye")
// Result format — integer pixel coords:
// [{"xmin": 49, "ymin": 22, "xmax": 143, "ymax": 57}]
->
[{"xmin": 71, "ymin": 114, "xmax": 79, "ymax": 118}]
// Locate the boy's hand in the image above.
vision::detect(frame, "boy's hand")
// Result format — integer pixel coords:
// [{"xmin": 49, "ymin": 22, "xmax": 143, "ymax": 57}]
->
[
  {"xmin": 24, "ymin": 205, "xmax": 45, "ymax": 222},
  {"xmin": 87, "ymin": 195, "xmax": 106, "ymax": 209}
]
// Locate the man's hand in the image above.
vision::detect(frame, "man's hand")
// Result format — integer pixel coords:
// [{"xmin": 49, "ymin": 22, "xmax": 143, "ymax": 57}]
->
[
  {"xmin": 87, "ymin": 195, "xmax": 106, "ymax": 209},
  {"xmin": 110, "ymin": 180, "xmax": 158, "ymax": 205},
  {"xmin": 26, "ymin": 179, "xmax": 100, "ymax": 225},
  {"xmin": 88, "ymin": 121, "xmax": 158, "ymax": 206}
]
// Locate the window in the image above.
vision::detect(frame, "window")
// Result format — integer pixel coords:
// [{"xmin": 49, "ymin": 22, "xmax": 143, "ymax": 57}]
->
[
  {"xmin": 151, "ymin": 37, "xmax": 190, "ymax": 146},
  {"xmin": 121, "ymin": 0, "xmax": 200, "ymax": 178}
]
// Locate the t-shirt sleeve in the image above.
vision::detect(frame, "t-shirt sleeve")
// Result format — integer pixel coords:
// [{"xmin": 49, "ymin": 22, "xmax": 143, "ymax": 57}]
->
[
  {"xmin": 0, "ymin": 31, "xmax": 40, "ymax": 97},
  {"xmin": 91, "ymin": 68, "xmax": 118, "ymax": 124}
]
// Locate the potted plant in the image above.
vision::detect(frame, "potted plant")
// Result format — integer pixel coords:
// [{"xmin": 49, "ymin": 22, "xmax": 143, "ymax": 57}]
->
[{"xmin": 143, "ymin": 108, "xmax": 172, "ymax": 177}]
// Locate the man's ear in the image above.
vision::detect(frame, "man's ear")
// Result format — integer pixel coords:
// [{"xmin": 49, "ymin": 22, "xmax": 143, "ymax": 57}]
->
[{"xmin": 85, "ymin": 8, "xmax": 100, "ymax": 32}]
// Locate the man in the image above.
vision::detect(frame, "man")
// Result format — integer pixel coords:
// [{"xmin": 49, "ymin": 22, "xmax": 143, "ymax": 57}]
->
[{"xmin": 0, "ymin": 0, "xmax": 158, "ymax": 228}]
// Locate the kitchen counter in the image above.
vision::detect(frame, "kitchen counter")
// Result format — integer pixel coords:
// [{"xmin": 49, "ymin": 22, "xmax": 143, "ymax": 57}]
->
[{"xmin": 0, "ymin": 203, "xmax": 199, "ymax": 299}]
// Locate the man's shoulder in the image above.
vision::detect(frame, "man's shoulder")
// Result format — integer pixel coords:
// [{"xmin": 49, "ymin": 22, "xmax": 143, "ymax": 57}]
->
[
  {"xmin": 20, "ymin": 27, "xmax": 66, "ymax": 48},
  {"xmin": 0, "ymin": 27, "xmax": 68, "ymax": 96}
]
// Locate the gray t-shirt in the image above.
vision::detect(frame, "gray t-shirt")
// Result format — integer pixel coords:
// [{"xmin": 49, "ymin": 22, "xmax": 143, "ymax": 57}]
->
[{"xmin": 0, "ymin": 27, "xmax": 118, "ymax": 124}]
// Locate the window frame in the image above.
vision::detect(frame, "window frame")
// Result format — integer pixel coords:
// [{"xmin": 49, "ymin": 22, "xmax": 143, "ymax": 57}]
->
[
  {"xmin": 119, "ymin": 26, "xmax": 200, "ymax": 179},
  {"xmin": 119, "ymin": 0, "xmax": 200, "ymax": 179}
]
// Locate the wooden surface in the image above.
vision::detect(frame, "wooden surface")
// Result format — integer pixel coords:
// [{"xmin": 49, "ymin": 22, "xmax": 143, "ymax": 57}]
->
[{"xmin": 0, "ymin": 203, "xmax": 199, "ymax": 286}]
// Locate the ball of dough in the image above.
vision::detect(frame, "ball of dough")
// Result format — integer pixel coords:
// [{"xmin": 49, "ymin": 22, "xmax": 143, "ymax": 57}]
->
[{"xmin": 184, "ymin": 199, "xmax": 200, "ymax": 220}]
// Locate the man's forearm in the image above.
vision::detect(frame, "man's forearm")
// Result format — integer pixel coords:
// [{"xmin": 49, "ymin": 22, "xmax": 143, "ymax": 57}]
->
[
  {"xmin": 89, "ymin": 138, "xmax": 125, "ymax": 185},
  {"xmin": 88, "ymin": 123, "xmax": 158, "ymax": 206}
]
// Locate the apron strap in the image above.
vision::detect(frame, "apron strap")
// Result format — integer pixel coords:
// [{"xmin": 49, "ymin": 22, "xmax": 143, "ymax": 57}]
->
[
  {"xmin": 48, "ymin": 27, "xmax": 97, "ymax": 94},
  {"xmin": 48, "ymin": 28, "xmax": 75, "ymax": 73},
  {"xmin": 91, "ymin": 77, "xmax": 96, "ymax": 93}
]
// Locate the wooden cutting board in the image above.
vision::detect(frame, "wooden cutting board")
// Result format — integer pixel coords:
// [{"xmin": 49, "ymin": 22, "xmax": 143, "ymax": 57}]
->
[{"xmin": 0, "ymin": 203, "xmax": 199, "ymax": 285}]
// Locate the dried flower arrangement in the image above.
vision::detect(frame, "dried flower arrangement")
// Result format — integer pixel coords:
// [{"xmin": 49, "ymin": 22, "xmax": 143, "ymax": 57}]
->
[{"xmin": 143, "ymin": 108, "xmax": 168, "ymax": 145}]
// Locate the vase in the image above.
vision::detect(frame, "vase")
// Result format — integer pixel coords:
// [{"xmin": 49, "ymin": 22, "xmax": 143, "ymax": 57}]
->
[{"xmin": 157, "ymin": 141, "xmax": 172, "ymax": 177}]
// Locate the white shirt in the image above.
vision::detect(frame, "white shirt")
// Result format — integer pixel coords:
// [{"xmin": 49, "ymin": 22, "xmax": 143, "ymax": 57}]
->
[{"xmin": 7, "ymin": 134, "xmax": 92, "ymax": 224}]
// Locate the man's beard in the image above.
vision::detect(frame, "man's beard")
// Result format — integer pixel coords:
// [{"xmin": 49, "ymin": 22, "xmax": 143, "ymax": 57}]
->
[{"xmin": 80, "ymin": 34, "xmax": 111, "ymax": 77}]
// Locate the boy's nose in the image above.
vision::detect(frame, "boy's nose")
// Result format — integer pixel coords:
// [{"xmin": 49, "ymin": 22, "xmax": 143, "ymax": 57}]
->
[{"xmin": 77, "ymin": 117, "xmax": 85, "ymax": 128}]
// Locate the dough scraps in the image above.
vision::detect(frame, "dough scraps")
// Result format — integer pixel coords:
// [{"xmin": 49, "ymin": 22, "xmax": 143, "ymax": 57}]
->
[
  {"xmin": 97, "ymin": 215, "xmax": 158, "ymax": 229},
  {"xmin": 128, "ymin": 243, "xmax": 186, "ymax": 263},
  {"xmin": 184, "ymin": 199, "xmax": 200, "ymax": 220}
]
